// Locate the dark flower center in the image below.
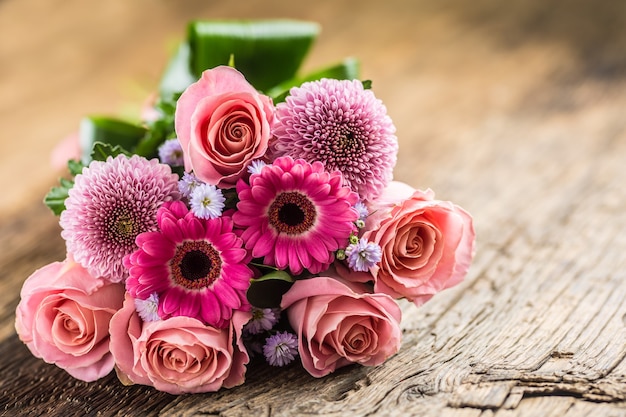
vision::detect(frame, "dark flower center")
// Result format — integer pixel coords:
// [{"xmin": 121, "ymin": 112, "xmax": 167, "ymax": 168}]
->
[
  {"xmin": 268, "ymin": 191, "xmax": 316, "ymax": 235},
  {"xmin": 180, "ymin": 250, "xmax": 212, "ymax": 281},
  {"xmin": 170, "ymin": 240, "xmax": 222, "ymax": 290}
]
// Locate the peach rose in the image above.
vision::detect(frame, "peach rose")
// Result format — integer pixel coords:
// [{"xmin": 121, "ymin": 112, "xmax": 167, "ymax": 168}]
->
[
  {"xmin": 15, "ymin": 258, "xmax": 124, "ymax": 381},
  {"xmin": 174, "ymin": 66, "xmax": 274, "ymax": 188},
  {"xmin": 109, "ymin": 293, "xmax": 250, "ymax": 394},
  {"xmin": 361, "ymin": 181, "xmax": 475, "ymax": 306},
  {"xmin": 281, "ymin": 276, "xmax": 402, "ymax": 378}
]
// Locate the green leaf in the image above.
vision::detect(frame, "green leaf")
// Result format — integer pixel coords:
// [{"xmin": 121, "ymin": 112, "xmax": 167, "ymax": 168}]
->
[
  {"xmin": 67, "ymin": 159, "xmax": 85, "ymax": 176},
  {"xmin": 246, "ymin": 270, "xmax": 294, "ymax": 308},
  {"xmin": 90, "ymin": 142, "xmax": 132, "ymax": 162},
  {"xmin": 188, "ymin": 20, "xmax": 320, "ymax": 91},
  {"xmin": 267, "ymin": 57, "xmax": 361, "ymax": 103},
  {"xmin": 158, "ymin": 42, "xmax": 197, "ymax": 98},
  {"xmin": 44, "ymin": 179, "xmax": 74, "ymax": 215},
  {"xmin": 133, "ymin": 119, "xmax": 171, "ymax": 159},
  {"xmin": 133, "ymin": 96, "xmax": 179, "ymax": 158},
  {"xmin": 79, "ymin": 116, "xmax": 147, "ymax": 164}
]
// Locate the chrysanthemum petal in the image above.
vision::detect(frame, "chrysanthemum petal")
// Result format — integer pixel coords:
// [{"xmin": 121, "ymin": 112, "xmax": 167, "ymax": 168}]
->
[
  {"xmin": 59, "ymin": 155, "xmax": 179, "ymax": 282},
  {"xmin": 272, "ymin": 79, "xmax": 398, "ymax": 201}
]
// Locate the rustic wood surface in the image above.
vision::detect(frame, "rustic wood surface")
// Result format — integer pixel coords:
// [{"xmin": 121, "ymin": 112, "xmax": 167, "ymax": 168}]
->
[{"xmin": 1, "ymin": 0, "xmax": 625, "ymax": 415}]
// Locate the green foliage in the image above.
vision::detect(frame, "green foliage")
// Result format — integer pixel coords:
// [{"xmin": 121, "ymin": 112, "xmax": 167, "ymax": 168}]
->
[
  {"xmin": 90, "ymin": 142, "xmax": 132, "ymax": 162},
  {"xmin": 188, "ymin": 20, "xmax": 320, "ymax": 92},
  {"xmin": 267, "ymin": 57, "xmax": 361, "ymax": 103},
  {"xmin": 44, "ymin": 177, "xmax": 74, "ymax": 215},
  {"xmin": 133, "ymin": 95, "xmax": 179, "ymax": 159},
  {"xmin": 67, "ymin": 159, "xmax": 85, "ymax": 176},
  {"xmin": 246, "ymin": 270, "xmax": 294, "ymax": 308},
  {"xmin": 79, "ymin": 116, "xmax": 147, "ymax": 164}
]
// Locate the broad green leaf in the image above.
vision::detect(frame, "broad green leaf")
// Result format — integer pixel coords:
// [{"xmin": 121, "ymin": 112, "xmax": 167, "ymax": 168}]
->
[
  {"xmin": 188, "ymin": 20, "xmax": 320, "ymax": 91},
  {"xmin": 158, "ymin": 42, "xmax": 197, "ymax": 98},
  {"xmin": 267, "ymin": 57, "xmax": 361, "ymax": 103},
  {"xmin": 79, "ymin": 117, "xmax": 147, "ymax": 164},
  {"xmin": 90, "ymin": 142, "xmax": 132, "ymax": 162},
  {"xmin": 246, "ymin": 270, "xmax": 294, "ymax": 308}
]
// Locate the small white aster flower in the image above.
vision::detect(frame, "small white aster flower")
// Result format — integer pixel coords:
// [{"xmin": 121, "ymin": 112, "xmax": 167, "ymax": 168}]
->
[
  {"xmin": 178, "ymin": 172, "xmax": 203, "ymax": 199},
  {"xmin": 247, "ymin": 159, "xmax": 267, "ymax": 176},
  {"xmin": 345, "ymin": 237, "xmax": 382, "ymax": 272},
  {"xmin": 134, "ymin": 292, "xmax": 161, "ymax": 322},
  {"xmin": 190, "ymin": 183, "xmax": 225, "ymax": 219}
]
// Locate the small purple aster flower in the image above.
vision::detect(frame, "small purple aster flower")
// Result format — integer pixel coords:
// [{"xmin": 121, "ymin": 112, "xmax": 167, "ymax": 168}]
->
[
  {"xmin": 272, "ymin": 78, "xmax": 398, "ymax": 202},
  {"xmin": 247, "ymin": 159, "xmax": 267, "ymax": 176},
  {"xmin": 134, "ymin": 292, "xmax": 160, "ymax": 322},
  {"xmin": 158, "ymin": 138, "xmax": 184, "ymax": 166},
  {"xmin": 345, "ymin": 237, "xmax": 382, "ymax": 272},
  {"xmin": 263, "ymin": 332, "xmax": 298, "ymax": 367},
  {"xmin": 178, "ymin": 172, "xmax": 203, "ymax": 199},
  {"xmin": 60, "ymin": 154, "xmax": 180, "ymax": 282},
  {"xmin": 190, "ymin": 183, "xmax": 225, "ymax": 219},
  {"xmin": 354, "ymin": 201, "xmax": 369, "ymax": 222},
  {"xmin": 244, "ymin": 307, "xmax": 280, "ymax": 335}
]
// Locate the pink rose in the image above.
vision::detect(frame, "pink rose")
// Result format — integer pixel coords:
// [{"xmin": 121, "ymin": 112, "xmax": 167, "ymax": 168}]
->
[
  {"xmin": 361, "ymin": 181, "xmax": 475, "ymax": 306},
  {"xmin": 15, "ymin": 258, "xmax": 124, "ymax": 381},
  {"xmin": 109, "ymin": 293, "xmax": 250, "ymax": 394},
  {"xmin": 281, "ymin": 276, "xmax": 402, "ymax": 378},
  {"xmin": 175, "ymin": 66, "xmax": 274, "ymax": 188},
  {"xmin": 50, "ymin": 131, "xmax": 81, "ymax": 171}
]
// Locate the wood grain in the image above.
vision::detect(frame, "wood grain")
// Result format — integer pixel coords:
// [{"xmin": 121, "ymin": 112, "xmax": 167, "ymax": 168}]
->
[{"xmin": 2, "ymin": 0, "xmax": 625, "ymax": 415}]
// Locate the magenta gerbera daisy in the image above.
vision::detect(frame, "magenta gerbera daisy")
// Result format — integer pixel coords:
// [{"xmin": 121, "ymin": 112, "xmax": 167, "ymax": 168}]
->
[
  {"xmin": 272, "ymin": 78, "xmax": 398, "ymax": 202},
  {"xmin": 124, "ymin": 201, "xmax": 252, "ymax": 328},
  {"xmin": 232, "ymin": 156, "xmax": 359, "ymax": 275},
  {"xmin": 59, "ymin": 154, "xmax": 180, "ymax": 282}
]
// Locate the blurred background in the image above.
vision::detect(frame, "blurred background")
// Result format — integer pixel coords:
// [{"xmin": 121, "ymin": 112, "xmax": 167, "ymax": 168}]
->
[{"xmin": 2, "ymin": 0, "xmax": 626, "ymax": 219}]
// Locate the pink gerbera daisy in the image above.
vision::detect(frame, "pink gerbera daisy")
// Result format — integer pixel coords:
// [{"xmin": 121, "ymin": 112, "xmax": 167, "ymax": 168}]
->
[
  {"xmin": 272, "ymin": 78, "xmax": 398, "ymax": 201},
  {"xmin": 60, "ymin": 155, "xmax": 180, "ymax": 282},
  {"xmin": 232, "ymin": 156, "xmax": 359, "ymax": 275},
  {"xmin": 124, "ymin": 201, "xmax": 252, "ymax": 328}
]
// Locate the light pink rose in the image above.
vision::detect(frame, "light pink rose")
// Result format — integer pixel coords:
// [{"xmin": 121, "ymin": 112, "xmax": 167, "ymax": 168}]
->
[
  {"xmin": 360, "ymin": 181, "xmax": 475, "ymax": 306},
  {"xmin": 50, "ymin": 131, "xmax": 81, "ymax": 171},
  {"xmin": 281, "ymin": 276, "xmax": 402, "ymax": 378},
  {"xmin": 15, "ymin": 258, "xmax": 124, "ymax": 381},
  {"xmin": 174, "ymin": 66, "xmax": 274, "ymax": 188},
  {"xmin": 109, "ymin": 293, "xmax": 250, "ymax": 394}
]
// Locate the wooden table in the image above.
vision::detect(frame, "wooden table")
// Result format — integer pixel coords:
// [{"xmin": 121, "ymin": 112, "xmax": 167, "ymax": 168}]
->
[{"xmin": 2, "ymin": 0, "xmax": 625, "ymax": 415}]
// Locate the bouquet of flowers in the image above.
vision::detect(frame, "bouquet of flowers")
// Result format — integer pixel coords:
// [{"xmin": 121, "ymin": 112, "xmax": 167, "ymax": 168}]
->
[{"xmin": 15, "ymin": 20, "xmax": 475, "ymax": 394}]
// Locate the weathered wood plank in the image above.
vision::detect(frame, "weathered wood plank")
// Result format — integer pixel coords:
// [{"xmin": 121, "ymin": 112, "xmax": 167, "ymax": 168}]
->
[{"xmin": 2, "ymin": 0, "xmax": 626, "ymax": 415}]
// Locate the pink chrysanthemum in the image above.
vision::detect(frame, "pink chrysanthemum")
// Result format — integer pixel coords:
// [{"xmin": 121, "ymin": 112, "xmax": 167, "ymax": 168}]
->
[
  {"xmin": 272, "ymin": 78, "xmax": 398, "ymax": 202},
  {"xmin": 60, "ymin": 155, "xmax": 180, "ymax": 282},
  {"xmin": 124, "ymin": 201, "xmax": 252, "ymax": 328},
  {"xmin": 232, "ymin": 156, "xmax": 359, "ymax": 275}
]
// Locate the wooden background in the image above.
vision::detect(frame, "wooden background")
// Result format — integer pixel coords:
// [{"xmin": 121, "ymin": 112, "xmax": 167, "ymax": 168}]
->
[{"xmin": 1, "ymin": 0, "xmax": 626, "ymax": 415}]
